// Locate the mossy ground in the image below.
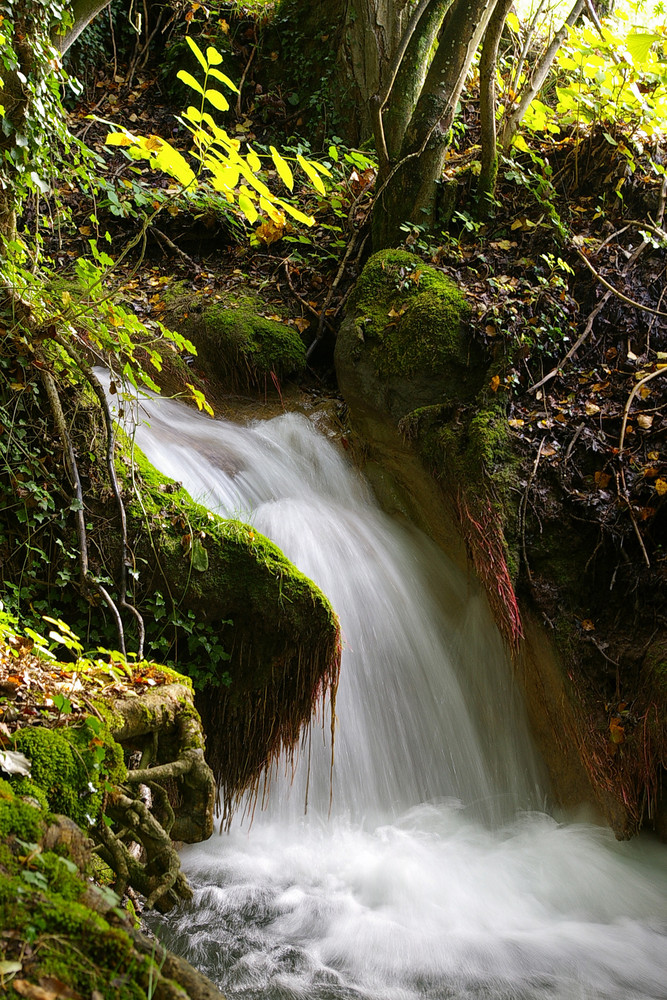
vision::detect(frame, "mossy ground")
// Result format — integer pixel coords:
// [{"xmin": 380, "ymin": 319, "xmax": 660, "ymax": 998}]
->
[{"xmin": 0, "ymin": 782, "xmax": 165, "ymax": 1000}]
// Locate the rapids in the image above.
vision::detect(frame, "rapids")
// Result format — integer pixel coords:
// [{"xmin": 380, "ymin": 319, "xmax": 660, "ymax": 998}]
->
[{"xmin": 117, "ymin": 386, "xmax": 667, "ymax": 1000}]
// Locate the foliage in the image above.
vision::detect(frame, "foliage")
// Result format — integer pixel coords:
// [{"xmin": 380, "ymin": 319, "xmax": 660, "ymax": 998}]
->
[{"xmin": 104, "ymin": 37, "xmax": 331, "ymax": 230}]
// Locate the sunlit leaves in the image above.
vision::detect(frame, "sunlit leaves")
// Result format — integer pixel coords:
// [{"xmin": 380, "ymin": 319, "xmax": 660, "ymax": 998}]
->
[{"xmin": 105, "ymin": 42, "xmax": 325, "ymax": 235}]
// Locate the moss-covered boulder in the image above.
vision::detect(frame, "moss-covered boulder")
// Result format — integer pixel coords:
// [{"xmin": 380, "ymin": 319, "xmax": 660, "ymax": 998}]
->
[
  {"xmin": 163, "ymin": 282, "xmax": 306, "ymax": 392},
  {"xmin": 120, "ymin": 444, "xmax": 341, "ymax": 823},
  {"xmin": 335, "ymin": 249, "xmax": 479, "ymax": 425}
]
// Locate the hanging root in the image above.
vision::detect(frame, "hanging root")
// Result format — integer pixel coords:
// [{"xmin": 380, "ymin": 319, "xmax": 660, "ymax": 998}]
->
[
  {"xmin": 39, "ymin": 363, "xmax": 127, "ymax": 653},
  {"xmin": 457, "ymin": 489, "xmax": 523, "ymax": 651},
  {"xmin": 53, "ymin": 333, "xmax": 146, "ymax": 656}
]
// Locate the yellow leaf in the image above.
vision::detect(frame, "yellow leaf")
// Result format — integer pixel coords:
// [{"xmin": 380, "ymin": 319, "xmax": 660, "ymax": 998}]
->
[
  {"xmin": 105, "ymin": 131, "xmax": 136, "ymax": 147},
  {"xmin": 581, "ymin": 619, "xmax": 595, "ymax": 631},
  {"xmin": 206, "ymin": 45, "xmax": 224, "ymax": 66},
  {"xmin": 208, "ymin": 66, "xmax": 239, "ymax": 92},
  {"xmin": 204, "ymin": 88, "xmax": 230, "ymax": 112},
  {"xmin": 655, "ymin": 478, "xmax": 667, "ymax": 495},
  {"xmin": 297, "ymin": 153, "xmax": 326, "ymax": 195},
  {"xmin": 177, "ymin": 69, "xmax": 204, "ymax": 95},
  {"xmin": 185, "ymin": 35, "xmax": 208, "ymax": 72},
  {"xmin": 270, "ymin": 145, "xmax": 294, "ymax": 191},
  {"xmin": 489, "ymin": 375, "xmax": 500, "ymax": 392},
  {"xmin": 585, "ymin": 401, "xmax": 600, "ymax": 415},
  {"xmin": 238, "ymin": 191, "xmax": 258, "ymax": 224},
  {"xmin": 246, "ymin": 146, "xmax": 261, "ymax": 172}
]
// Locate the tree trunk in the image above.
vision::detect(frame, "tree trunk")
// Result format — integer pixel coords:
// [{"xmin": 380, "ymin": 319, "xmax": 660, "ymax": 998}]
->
[
  {"xmin": 372, "ymin": 0, "xmax": 500, "ymax": 248},
  {"xmin": 477, "ymin": 0, "xmax": 514, "ymax": 213}
]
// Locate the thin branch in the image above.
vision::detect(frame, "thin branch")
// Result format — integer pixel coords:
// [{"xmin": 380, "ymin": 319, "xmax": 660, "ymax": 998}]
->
[
  {"xmin": 619, "ymin": 366, "xmax": 667, "ymax": 454},
  {"xmin": 575, "ymin": 248, "xmax": 667, "ymax": 317}
]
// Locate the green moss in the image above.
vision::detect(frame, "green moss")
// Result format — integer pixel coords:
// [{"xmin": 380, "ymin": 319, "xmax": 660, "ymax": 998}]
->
[
  {"xmin": 350, "ymin": 250, "xmax": 471, "ymax": 379},
  {"xmin": 10, "ymin": 723, "xmax": 125, "ymax": 829},
  {"xmin": 0, "ymin": 782, "xmax": 44, "ymax": 841},
  {"xmin": 163, "ymin": 283, "xmax": 306, "ymax": 390}
]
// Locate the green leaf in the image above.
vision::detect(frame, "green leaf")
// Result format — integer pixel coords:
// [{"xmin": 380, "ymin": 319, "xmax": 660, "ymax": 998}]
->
[
  {"xmin": 297, "ymin": 154, "xmax": 326, "ymax": 195},
  {"xmin": 186, "ymin": 35, "xmax": 208, "ymax": 72},
  {"xmin": 191, "ymin": 537, "xmax": 209, "ymax": 572},
  {"xmin": 177, "ymin": 70, "xmax": 204, "ymax": 95},
  {"xmin": 204, "ymin": 89, "xmax": 230, "ymax": 112},
  {"xmin": 270, "ymin": 145, "xmax": 294, "ymax": 191},
  {"xmin": 625, "ymin": 32, "xmax": 661, "ymax": 64}
]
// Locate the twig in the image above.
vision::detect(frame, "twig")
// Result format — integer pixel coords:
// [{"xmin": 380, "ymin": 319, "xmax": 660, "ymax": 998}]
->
[
  {"xmin": 236, "ymin": 46, "xmax": 256, "ymax": 119},
  {"xmin": 619, "ymin": 366, "xmax": 667, "ymax": 454},
  {"xmin": 563, "ymin": 421, "xmax": 585, "ymax": 463},
  {"xmin": 575, "ymin": 248, "xmax": 667, "ymax": 317},
  {"xmin": 148, "ymin": 226, "xmax": 200, "ymax": 273}
]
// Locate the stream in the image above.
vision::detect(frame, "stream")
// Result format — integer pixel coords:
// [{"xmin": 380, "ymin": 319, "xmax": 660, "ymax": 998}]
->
[{"xmin": 119, "ymin": 388, "xmax": 667, "ymax": 1000}]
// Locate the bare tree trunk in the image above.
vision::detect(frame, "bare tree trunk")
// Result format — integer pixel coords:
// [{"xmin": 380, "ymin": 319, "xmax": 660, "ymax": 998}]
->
[
  {"xmin": 56, "ymin": 0, "xmax": 112, "ymax": 53},
  {"xmin": 382, "ymin": 0, "xmax": 453, "ymax": 162}
]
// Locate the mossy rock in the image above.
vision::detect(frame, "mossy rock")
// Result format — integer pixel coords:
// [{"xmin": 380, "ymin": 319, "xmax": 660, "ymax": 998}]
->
[
  {"xmin": 162, "ymin": 282, "xmax": 306, "ymax": 392},
  {"xmin": 0, "ymin": 782, "xmax": 225, "ymax": 1000},
  {"xmin": 119, "ymin": 442, "xmax": 341, "ymax": 819},
  {"xmin": 336, "ymin": 249, "xmax": 481, "ymax": 425}
]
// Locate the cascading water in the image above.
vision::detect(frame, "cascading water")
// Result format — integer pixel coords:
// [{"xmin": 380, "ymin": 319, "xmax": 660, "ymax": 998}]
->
[{"xmin": 119, "ymin": 387, "xmax": 667, "ymax": 1000}]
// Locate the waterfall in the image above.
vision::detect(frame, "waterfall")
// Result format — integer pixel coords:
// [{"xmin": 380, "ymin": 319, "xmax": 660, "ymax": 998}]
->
[{"xmin": 118, "ymin": 387, "xmax": 667, "ymax": 1000}]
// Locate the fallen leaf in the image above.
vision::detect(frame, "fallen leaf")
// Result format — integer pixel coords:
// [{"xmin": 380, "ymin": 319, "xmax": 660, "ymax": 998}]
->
[
  {"xmin": 637, "ymin": 414, "xmax": 653, "ymax": 429},
  {"xmin": 585, "ymin": 401, "xmax": 600, "ymax": 416},
  {"xmin": 655, "ymin": 478, "xmax": 667, "ymax": 496},
  {"xmin": 0, "ymin": 750, "xmax": 31, "ymax": 777},
  {"xmin": 609, "ymin": 719, "xmax": 625, "ymax": 744},
  {"xmin": 581, "ymin": 619, "xmax": 595, "ymax": 631},
  {"xmin": 594, "ymin": 471, "xmax": 611, "ymax": 488},
  {"xmin": 489, "ymin": 375, "xmax": 500, "ymax": 392}
]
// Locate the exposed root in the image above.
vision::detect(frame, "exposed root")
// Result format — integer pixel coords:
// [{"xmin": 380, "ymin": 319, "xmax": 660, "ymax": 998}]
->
[
  {"xmin": 457, "ymin": 490, "xmax": 523, "ymax": 651},
  {"xmin": 198, "ymin": 631, "xmax": 341, "ymax": 829}
]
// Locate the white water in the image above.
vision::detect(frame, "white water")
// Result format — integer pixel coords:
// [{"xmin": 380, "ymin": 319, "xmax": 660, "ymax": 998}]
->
[{"xmin": 118, "ymin": 388, "xmax": 667, "ymax": 1000}]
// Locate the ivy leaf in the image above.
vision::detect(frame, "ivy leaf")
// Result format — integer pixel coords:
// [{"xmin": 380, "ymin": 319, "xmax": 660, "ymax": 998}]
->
[{"xmin": 191, "ymin": 537, "xmax": 209, "ymax": 572}]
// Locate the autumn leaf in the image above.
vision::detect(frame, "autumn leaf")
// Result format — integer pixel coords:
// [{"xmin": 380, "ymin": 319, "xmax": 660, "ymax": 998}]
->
[
  {"xmin": 609, "ymin": 719, "xmax": 625, "ymax": 744},
  {"xmin": 489, "ymin": 375, "xmax": 500, "ymax": 392},
  {"xmin": 581, "ymin": 619, "xmax": 595, "ymax": 631}
]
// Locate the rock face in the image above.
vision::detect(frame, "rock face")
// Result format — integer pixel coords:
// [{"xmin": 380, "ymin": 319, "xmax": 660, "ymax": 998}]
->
[{"xmin": 336, "ymin": 250, "xmax": 666, "ymax": 837}]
